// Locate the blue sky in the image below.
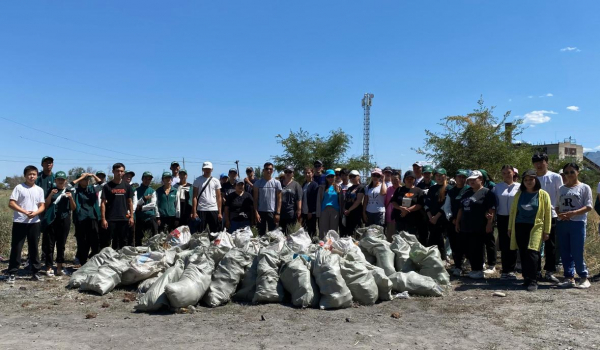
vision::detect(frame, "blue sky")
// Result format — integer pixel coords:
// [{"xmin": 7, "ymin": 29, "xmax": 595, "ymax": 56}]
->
[{"xmin": 1, "ymin": 1, "xmax": 599, "ymax": 181}]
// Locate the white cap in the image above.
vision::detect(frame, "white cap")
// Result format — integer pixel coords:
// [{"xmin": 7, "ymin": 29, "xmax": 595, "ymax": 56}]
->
[
  {"xmin": 349, "ymin": 170, "xmax": 360, "ymax": 176},
  {"xmin": 467, "ymin": 170, "xmax": 483, "ymax": 180},
  {"xmin": 202, "ymin": 161, "xmax": 213, "ymax": 169},
  {"xmin": 513, "ymin": 167, "xmax": 519, "ymax": 174},
  {"xmin": 558, "ymin": 169, "xmax": 564, "ymax": 174}
]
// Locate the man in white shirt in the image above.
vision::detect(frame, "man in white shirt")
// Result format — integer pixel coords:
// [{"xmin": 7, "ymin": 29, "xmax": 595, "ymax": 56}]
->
[
  {"xmin": 192, "ymin": 161, "xmax": 222, "ymax": 234},
  {"xmin": 7, "ymin": 165, "xmax": 46, "ymax": 283},
  {"xmin": 413, "ymin": 162, "xmax": 424, "ymax": 186},
  {"xmin": 532, "ymin": 152, "xmax": 563, "ymax": 283},
  {"xmin": 170, "ymin": 161, "xmax": 181, "ymax": 186}
]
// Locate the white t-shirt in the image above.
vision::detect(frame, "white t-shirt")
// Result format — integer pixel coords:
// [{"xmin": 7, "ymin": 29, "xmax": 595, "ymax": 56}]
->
[
  {"xmin": 10, "ymin": 183, "xmax": 45, "ymax": 223},
  {"xmin": 537, "ymin": 171, "xmax": 563, "ymax": 217},
  {"xmin": 492, "ymin": 182, "xmax": 520, "ymax": 216},
  {"xmin": 192, "ymin": 176, "xmax": 221, "ymax": 211},
  {"xmin": 172, "ymin": 176, "xmax": 180, "ymax": 186},
  {"xmin": 365, "ymin": 184, "xmax": 386, "ymax": 213},
  {"xmin": 557, "ymin": 183, "xmax": 593, "ymax": 223},
  {"xmin": 597, "ymin": 182, "xmax": 600, "ymax": 195}
]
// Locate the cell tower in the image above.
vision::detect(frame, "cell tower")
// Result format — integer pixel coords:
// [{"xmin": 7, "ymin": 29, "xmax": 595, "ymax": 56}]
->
[{"xmin": 362, "ymin": 93, "xmax": 374, "ymax": 163}]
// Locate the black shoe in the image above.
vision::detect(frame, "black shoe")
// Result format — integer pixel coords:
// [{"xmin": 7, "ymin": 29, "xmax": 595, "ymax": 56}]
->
[
  {"xmin": 31, "ymin": 273, "xmax": 44, "ymax": 282},
  {"xmin": 522, "ymin": 279, "xmax": 531, "ymax": 287},
  {"xmin": 527, "ymin": 281, "xmax": 538, "ymax": 292}
]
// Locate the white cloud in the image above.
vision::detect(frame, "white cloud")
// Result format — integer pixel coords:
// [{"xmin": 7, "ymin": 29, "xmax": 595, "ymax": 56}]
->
[
  {"xmin": 584, "ymin": 145, "xmax": 600, "ymax": 152},
  {"xmin": 528, "ymin": 95, "xmax": 533, "ymax": 99},
  {"xmin": 546, "ymin": 93, "xmax": 553, "ymax": 97},
  {"xmin": 522, "ymin": 110, "xmax": 557, "ymax": 125},
  {"xmin": 566, "ymin": 106, "xmax": 580, "ymax": 112},
  {"xmin": 508, "ymin": 98, "xmax": 512, "ymax": 102},
  {"xmin": 560, "ymin": 46, "xmax": 581, "ymax": 52}
]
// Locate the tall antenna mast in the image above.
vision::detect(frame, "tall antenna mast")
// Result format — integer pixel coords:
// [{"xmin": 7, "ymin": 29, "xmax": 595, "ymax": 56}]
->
[{"xmin": 362, "ymin": 93, "xmax": 374, "ymax": 174}]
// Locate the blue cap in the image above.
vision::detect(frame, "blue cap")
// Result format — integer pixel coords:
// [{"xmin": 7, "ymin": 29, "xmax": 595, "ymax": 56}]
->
[
  {"xmin": 220, "ymin": 173, "xmax": 228, "ymax": 179},
  {"xmin": 325, "ymin": 169, "xmax": 335, "ymax": 176}
]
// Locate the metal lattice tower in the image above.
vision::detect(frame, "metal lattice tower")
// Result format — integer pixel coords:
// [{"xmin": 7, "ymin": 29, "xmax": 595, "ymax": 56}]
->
[{"xmin": 361, "ymin": 93, "xmax": 374, "ymax": 162}]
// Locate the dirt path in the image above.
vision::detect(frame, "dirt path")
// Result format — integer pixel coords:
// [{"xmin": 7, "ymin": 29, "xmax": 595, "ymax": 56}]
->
[{"xmin": 1, "ymin": 273, "xmax": 598, "ymax": 350}]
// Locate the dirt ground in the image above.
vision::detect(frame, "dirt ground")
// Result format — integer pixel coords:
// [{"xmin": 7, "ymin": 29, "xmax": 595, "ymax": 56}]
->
[{"xmin": 0, "ymin": 266, "xmax": 598, "ymax": 350}]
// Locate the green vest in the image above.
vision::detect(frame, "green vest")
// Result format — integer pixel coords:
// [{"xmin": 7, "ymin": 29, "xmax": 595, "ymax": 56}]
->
[
  {"xmin": 36, "ymin": 172, "xmax": 55, "ymax": 198},
  {"xmin": 135, "ymin": 185, "xmax": 156, "ymax": 222},
  {"xmin": 74, "ymin": 185, "xmax": 101, "ymax": 223},
  {"xmin": 156, "ymin": 186, "xmax": 178, "ymax": 218}
]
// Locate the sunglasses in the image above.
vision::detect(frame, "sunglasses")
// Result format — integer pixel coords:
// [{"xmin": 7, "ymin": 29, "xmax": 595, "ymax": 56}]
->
[
  {"xmin": 326, "ymin": 175, "xmax": 334, "ymax": 178},
  {"xmin": 265, "ymin": 168, "xmax": 274, "ymax": 171},
  {"xmin": 564, "ymin": 170, "xmax": 577, "ymax": 175},
  {"xmin": 284, "ymin": 170, "xmax": 293, "ymax": 174},
  {"xmin": 349, "ymin": 174, "xmax": 357, "ymax": 179},
  {"xmin": 371, "ymin": 174, "xmax": 381, "ymax": 178},
  {"xmin": 314, "ymin": 164, "xmax": 323, "ymax": 168}
]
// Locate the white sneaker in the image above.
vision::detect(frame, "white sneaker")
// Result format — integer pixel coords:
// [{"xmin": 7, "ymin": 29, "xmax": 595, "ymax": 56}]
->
[
  {"xmin": 452, "ymin": 268, "xmax": 462, "ymax": 277},
  {"xmin": 545, "ymin": 272, "xmax": 560, "ymax": 284},
  {"xmin": 559, "ymin": 279, "xmax": 576, "ymax": 288},
  {"xmin": 577, "ymin": 278, "xmax": 591, "ymax": 289},
  {"xmin": 468, "ymin": 270, "xmax": 484, "ymax": 279},
  {"xmin": 484, "ymin": 266, "xmax": 496, "ymax": 275},
  {"xmin": 501, "ymin": 272, "xmax": 517, "ymax": 280}
]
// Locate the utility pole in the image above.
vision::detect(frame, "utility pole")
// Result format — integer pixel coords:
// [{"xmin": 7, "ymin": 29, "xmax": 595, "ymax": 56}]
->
[{"xmin": 362, "ymin": 93, "xmax": 374, "ymax": 180}]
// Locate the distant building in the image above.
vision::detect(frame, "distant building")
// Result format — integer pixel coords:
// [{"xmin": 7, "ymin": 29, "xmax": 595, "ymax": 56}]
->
[{"xmin": 535, "ymin": 137, "xmax": 584, "ymax": 162}]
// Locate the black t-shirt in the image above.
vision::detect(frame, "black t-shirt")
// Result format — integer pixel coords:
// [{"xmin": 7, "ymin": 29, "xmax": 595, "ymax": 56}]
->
[
  {"xmin": 391, "ymin": 186, "xmax": 425, "ymax": 225},
  {"xmin": 281, "ymin": 180, "xmax": 303, "ymax": 219},
  {"xmin": 425, "ymin": 184, "xmax": 449, "ymax": 218},
  {"xmin": 101, "ymin": 181, "xmax": 133, "ymax": 221},
  {"xmin": 459, "ymin": 187, "xmax": 496, "ymax": 233},
  {"xmin": 225, "ymin": 191, "xmax": 254, "ymax": 222},
  {"xmin": 244, "ymin": 177, "xmax": 257, "ymax": 195},
  {"xmin": 345, "ymin": 184, "xmax": 365, "ymax": 219},
  {"xmin": 221, "ymin": 181, "xmax": 236, "ymax": 198},
  {"xmin": 447, "ymin": 185, "xmax": 469, "ymax": 220},
  {"xmin": 416, "ymin": 179, "xmax": 436, "ymax": 191}
]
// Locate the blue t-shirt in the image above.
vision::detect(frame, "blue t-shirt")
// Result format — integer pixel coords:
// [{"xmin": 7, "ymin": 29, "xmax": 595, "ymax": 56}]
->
[
  {"xmin": 321, "ymin": 185, "xmax": 340, "ymax": 211},
  {"xmin": 516, "ymin": 191, "xmax": 539, "ymax": 224}
]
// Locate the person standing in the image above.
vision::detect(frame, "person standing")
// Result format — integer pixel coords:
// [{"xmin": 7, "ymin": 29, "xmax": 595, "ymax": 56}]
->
[
  {"xmin": 253, "ymin": 162, "xmax": 282, "ymax": 236},
  {"xmin": 416, "ymin": 165, "xmax": 437, "ymax": 192},
  {"xmin": 221, "ymin": 168, "xmax": 238, "ymax": 201},
  {"xmin": 382, "ymin": 166, "xmax": 394, "ymax": 188},
  {"xmin": 384, "ymin": 171, "xmax": 401, "ymax": 241},
  {"xmin": 391, "ymin": 170, "xmax": 426, "ymax": 243},
  {"xmin": 174, "ymin": 169, "xmax": 193, "ymax": 227},
  {"xmin": 313, "ymin": 160, "xmax": 326, "ymax": 186},
  {"xmin": 6, "ymin": 165, "xmax": 46, "ymax": 283},
  {"xmin": 556, "ymin": 163, "xmax": 593, "ymax": 289},
  {"xmin": 123, "ymin": 170, "xmax": 136, "ymax": 246},
  {"xmin": 244, "ymin": 167, "xmax": 258, "ymax": 194},
  {"xmin": 455, "ymin": 170, "xmax": 496, "ymax": 279},
  {"xmin": 100, "ymin": 163, "xmax": 134, "ymax": 250},
  {"xmin": 412, "ymin": 162, "xmax": 424, "ymax": 186},
  {"xmin": 342, "ymin": 170, "xmax": 365, "ymax": 237},
  {"xmin": 156, "ymin": 172, "xmax": 179, "ymax": 233},
  {"xmin": 425, "ymin": 168, "xmax": 449, "ymax": 261},
  {"xmin": 493, "ymin": 165, "xmax": 520, "ymax": 280},
  {"xmin": 279, "ymin": 166, "xmax": 303, "ymax": 233},
  {"xmin": 94, "ymin": 170, "xmax": 108, "ymax": 254},
  {"xmin": 316, "ymin": 169, "xmax": 342, "ymax": 237},
  {"xmin": 41, "ymin": 171, "xmax": 75, "ymax": 277},
  {"xmin": 301, "ymin": 167, "xmax": 319, "ymax": 237},
  {"xmin": 363, "ymin": 168, "xmax": 387, "ymax": 227},
  {"xmin": 192, "ymin": 161, "xmax": 222, "ymax": 234},
  {"xmin": 224, "ymin": 178, "xmax": 254, "ymax": 233},
  {"xmin": 508, "ymin": 170, "xmax": 552, "ymax": 292},
  {"xmin": 334, "ymin": 168, "xmax": 343, "ymax": 186},
  {"xmin": 134, "ymin": 172, "xmax": 158, "ymax": 246},
  {"xmin": 71, "ymin": 173, "xmax": 101, "ymax": 265},
  {"xmin": 443, "ymin": 169, "xmax": 470, "ymax": 276},
  {"xmin": 36, "ymin": 156, "xmax": 55, "ymax": 198},
  {"xmin": 532, "ymin": 152, "xmax": 562, "ymax": 283},
  {"xmin": 170, "ymin": 161, "xmax": 181, "ymax": 186}
]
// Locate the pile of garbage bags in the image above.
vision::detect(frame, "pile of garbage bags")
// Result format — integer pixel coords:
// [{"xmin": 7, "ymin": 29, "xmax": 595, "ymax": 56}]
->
[{"xmin": 67, "ymin": 225, "xmax": 449, "ymax": 312}]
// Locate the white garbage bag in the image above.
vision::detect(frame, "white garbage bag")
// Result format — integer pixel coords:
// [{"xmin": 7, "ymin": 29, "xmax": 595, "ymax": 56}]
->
[
  {"xmin": 286, "ymin": 228, "xmax": 312, "ymax": 254},
  {"xmin": 135, "ymin": 259, "xmax": 184, "ymax": 311},
  {"xmin": 252, "ymin": 248, "xmax": 284, "ymax": 304},
  {"xmin": 331, "ymin": 237, "xmax": 367, "ymax": 262},
  {"xmin": 390, "ymin": 234, "xmax": 411, "ymax": 272},
  {"xmin": 168, "ymin": 226, "xmax": 192, "ymax": 248},
  {"xmin": 232, "ymin": 256, "xmax": 259, "ymax": 302},
  {"xmin": 137, "ymin": 274, "xmax": 161, "ymax": 294},
  {"xmin": 121, "ymin": 251, "xmax": 169, "ymax": 286},
  {"xmin": 79, "ymin": 257, "xmax": 130, "ymax": 295},
  {"xmin": 165, "ymin": 257, "xmax": 214, "ymax": 308},
  {"xmin": 369, "ymin": 266, "xmax": 394, "ymax": 301},
  {"xmin": 409, "ymin": 244, "xmax": 450, "ymax": 285},
  {"xmin": 67, "ymin": 247, "xmax": 118, "ymax": 289},
  {"xmin": 231, "ymin": 226, "xmax": 254, "ymax": 249},
  {"xmin": 312, "ymin": 249, "xmax": 353, "ymax": 310},
  {"xmin": 204, "ymin": 246, "xmax": 256, "ymax": 307},
  {"xmin": 280, "ymin": 255, "xmax": 319, "ymax": 308},
  {"xmin": 388, "ymin": 271, "xmax": 444, "ymax": 297},
  {"xmin": 340, "ymin": 258, "xmax": 378, "ymax": 305},
  {"xmin": 359, "ymin": 236, "xmax": 396, "ymax": 276}
]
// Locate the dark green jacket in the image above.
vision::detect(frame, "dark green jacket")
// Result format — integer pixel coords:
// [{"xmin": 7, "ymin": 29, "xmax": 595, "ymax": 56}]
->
[{"xmin": 156, "ymin": 186, "xmax": 178, "ymax": 218}]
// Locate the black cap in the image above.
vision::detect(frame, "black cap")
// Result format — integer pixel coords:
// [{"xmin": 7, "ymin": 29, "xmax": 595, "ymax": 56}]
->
[
  {"xmin": 383, "ymin": 166, "xmax": 393, "ymax": 173},
  {"xmin": 403, "ymin": 170, "xmax": 416, "ymax": 180},
  {"xmin": 229, "ymin": 168, "xmax": 238, "ymax": 174},
  {"xmin": 522, "ymin": 169, "xmax": 537, "ymax": 179},
  {"xmin": 246, "ymin": 167, "xmax": 254, "ymax": 172},
  {"xmin": 314, "ymin": 160, "xmax": 323, "ymax": 166},
  {"xmin": 284, "ymin": 165, "xmax": 294, "ymax": 172},
  {"xmin": 532, "ymin": 153, "xmax": 548, "ymax": 163}
]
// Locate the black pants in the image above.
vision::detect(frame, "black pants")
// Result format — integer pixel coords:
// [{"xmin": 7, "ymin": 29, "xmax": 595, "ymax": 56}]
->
[
  {"xmin": 42, "ymin": 216, "xmax": 71, "ymax": 267},
  {"xmin": 108, "ymin": 221, "xmax": 129, "ymax": 250},
  {"xmin": 341, "ymin": 213, "xmax": 362, "ymax": 237},
  {"xmin": 75, "ymin": 219, "xmax": 99, "ymax": 265},
  {"xmin": 427, "ymin": 218, "xmax": 447, "ymax": 261},
  {"xmin": 127, "ymin": 224, "xmax": 135, "ymax": 247},
  {"xmin": 538, "ymin": 218, "xmax": 557, "ymax": 273},
  {"xmin": 197, "ymin": 211, "xmax": 220, "ymax": 234},
  {"xmin": 279, "ymin": 216, "xmax": 297, "ymax": 234},
  {"xmin": 159, "ymin": 216, "xmax": 177, "ymax": 234},
  {"xmin": 135, "ymin": 218, "xmax": 158, "ymax": 247},
  {"xmin": 258, "ymin": 211, "xmax": 276, "ymax": 236},
  {"xmin": 447, "ymin": 221, "xmax": 464, "ymax": 268},
  {"xmin": 515, "ymin": 222, "xmax": 539, "ymax": 282},
  {"xmin": 497, "ymin": 215, "xmax": 517, "ymax": 273},
  {"xmin": 8, "ymin": 222, "xmax": 41, "ymax": 274},
  {"xmin": 98, "ymin": 222, "xmax": 111, "ymax": 250},
  {"xmin": 396, "ymin": 221, "xmax": 428, "ymax": 246},
  {"xmin": 465, "ymin": 230, "xmax": 485, "ymax": 272},
  {"xmin": 302, "ymin": 213, "xmax": 317, "ymax": 237},
  {"xmin": 483, "ymin": 229, "xmax": 497, "ymax": 267}
]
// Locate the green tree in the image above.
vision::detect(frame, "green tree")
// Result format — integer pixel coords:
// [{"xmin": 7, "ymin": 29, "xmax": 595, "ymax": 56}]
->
[
  {"xmin": 416, "ymin": 98, "xmax": 535, "ymax": 180},
  {"xmin": 3, "ymin": 175, "xmax": 25, "ymax": 189},
  {"xmin": 68, "ymin": 167, "xmax": 86, "ymax": 180},
  {"xmin": 273, "ymin": 128, "xmax": 373, "ymax": 178}
]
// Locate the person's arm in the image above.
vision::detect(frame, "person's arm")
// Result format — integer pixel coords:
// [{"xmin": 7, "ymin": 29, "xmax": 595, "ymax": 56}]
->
[
  {"xmin": 100, "ymin": 198, "xmax": 108, "ymax": 229},
  {"xmin": 45, "ymin": 189, "xmax": 57, "ymax": 207},
  {"xmin": 455, "ymin": 208, "xmax": 463, "ymax": 233},
  {"xmin": 379, "ymin": 181, "xmax": 387, "ymax": 195},
  {"xmin": 253, "ymin": 184, "xmax": 260, "ymax": 223},
  {"xmin": 66, "ymin": 192, "xmax": 76, "ymax": 211},
  {"xmin": 362, "ymin": 189, "xmax": 368, "ymax": 221},
  {"xmin": 192, "ymin": 186, "xmax": 199, "ymax": 219},
  {"xmin": 224, "ymin": 203, "xmax": 230, "ymax": 229},
  {"xmin": 563, "ymin": 185, "xmax": 593, "ymax": 219},
  {"xmin": 296, "ymin": 184, "xmax": 303, "ymax": 221},
  {"xmin": 9, "ymin": 200, "xmax": 29, "ymax": 215},
  {"xmin": 486, "ymin": 208, "xmax": 496, "ymax": 233}
]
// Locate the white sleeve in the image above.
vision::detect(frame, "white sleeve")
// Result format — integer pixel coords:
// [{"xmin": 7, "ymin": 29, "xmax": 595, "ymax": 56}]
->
[
  {"xmin": 141, "ymin": 192, "xmax": 158, "ymax": 213},
  {"xmin": 175, "ymin": 188, "xmax": 181, "ymax": 219},
  {"xmin": 583, "ymin": 185, "xmax": 593, "ymax": 208},
  {"xmin": 37, "ymin": 188, "xmax": 45, "ymax": 204},
  {"xmin": 10, "ymin": 186, "xmax": 20, "ymax": 201},
  {"xmin": 442, "ymin": 195, "xmax": 452, "ymax": 220},
  {"xmin": 597, "ymin": 182, "xmax": 600, "ymax": 194}
]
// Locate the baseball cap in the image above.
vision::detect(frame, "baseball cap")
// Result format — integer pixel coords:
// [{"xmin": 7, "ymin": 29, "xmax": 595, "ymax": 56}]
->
[
  {"xmin": 325, "ymin": 169, "xmax": 335, "ymax": 176},
  {"xmin": 314, "ymin": 160, "xmax": 323, "ymax": 166},
  {"xmin": 41, "ymin": 156, "xmax": 54, "ymax": 164},
  {"xmin": 284, "ymin": 165, "xmax": 294, "ymax": 172},
  {"xmin": 171, "ymin": 161, "xmax": 180, "ymax": 166},
  {"xmin": 435, "ymin": 168, "xmax": 447, "ymax": 175},
  {"xmin": 334, "ymin": 167, "xmax": 342, "ymax": 172},
  {"xmin": 383, "ymin": 166, "xmax": 393, "ymax": 173},
  {"xmin": 179, "ymin": 169, "xmax": 187, "ymax": 175},
  {"xmin": 403, "ymin": 170, "xmax": 416, "ymax": 180},
  {"xmin": 513, "ymin": 167, "xmax": 519, "ymax": 174},
  {"xmin": 55, "ymin": 171, "xmax": 67, "ymax": 179},
  {"xmin": 236, "ymin": 178, "xmax": 245, "ymax": 184},
  {"xmin": 96, "ymin": 170, "xmax": 106, "ymax": 176},
  {"xmin": 349, "ymin": 170, "xmax": 360, "ymax": 176},
  {"xmin": 456, "ymin": 169, "xmax": 469, "ymax": 177},
  {"xmin": 558, "ymin": 169, "xmax": 563, "ymax": 175},
  {"xmin": 202, "ymin": 161, "xmax": 213, "ymax": 169},
  {"xmin": 522, "ymin": 169, "xmax": 537, "ymax": 179},
  {"xmin": 142, "ymin": 171, "xmax": 153, "ymax": 178},
  {"xmin": 246, "ymin": 166, "xmax": 254, "ymax": 173},
  {"xmin": 125, "ymin": 170, "xmax": 135, "ymax": 176},
  {"xmin": 162, "ymin": 171, "xmax": 172, "ymax": 178},
  {"xmin": 412, "ymin": 161, "xmax": 423, "ymax": 167},
  {"xmin": 467, "ymin": 170, "xmax": 483, "ymax": 180},
  {"xmin": 371, "ymin": 168, "xmax": 383, "ymax": 176},
  {"xmin": 423, "ymin": 165, "xmax": 434, "ymax": 173},
  {"xmin": 229, "ymin": 168, "xmax": 238, "ymax": 174},
  {"xmin": 220, "ymin": 173, "xmax": 228, "ymax": 179}
]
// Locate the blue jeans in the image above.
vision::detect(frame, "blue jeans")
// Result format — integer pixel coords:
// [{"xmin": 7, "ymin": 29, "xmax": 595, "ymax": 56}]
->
[
  {"xmin": 557, "ymin": 220, "xmax": 588, "ymax": 279},
  {"xmin": 228, "ymin": 220, "xmax": 251, "ymax": 234}
]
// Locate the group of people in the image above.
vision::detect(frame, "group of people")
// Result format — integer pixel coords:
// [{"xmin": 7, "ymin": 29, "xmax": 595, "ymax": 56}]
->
[{"xmin": 5, "ymin": 153, "xmax": 598, "ymax": 292}]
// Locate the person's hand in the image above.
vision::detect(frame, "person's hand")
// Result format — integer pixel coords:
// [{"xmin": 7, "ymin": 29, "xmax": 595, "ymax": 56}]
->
[
  {"xmin": 65, "ymin": 192, "xmax": 72, "ymax": 199},
  {"xmin": 429, "ymin": 216, "xmax": 438, "ymax": 225},
  {"xmin": 255, "ymin": 211, "xmax": 261, "ymax": 223},
  {"xmin": 363, "ymin": 213, "xmax": 368, "ymax": 223},
  {"xmin": 507, "ymin": 229, "xmax": 512, "ymax": 237},
  {"xmin": 344, "ymin": 209, "xmax": 350, "ymax": 216},
  {"xmin": 101, "ymin": 219, "xmax": 108, "ymax": 229},
  {"xmin": 307, "ymin": 213, "xmax": 312, "ymax": 220},
  {"xmin": 144, "ymin": 194, "xmax": 152, "ymax": 201},
  {"xmin": 218, "ymin": 213, "xmax": 223, "ymax": 222},
  {"xmin": 157, "ymin": 219, "xmax": 161, "ymax": 226},
  {"xmin": 129, "ymin": 217, "xmax": 134, "ymax": 227},
  {"xmin": 274, "ymin": 213, "xmax": 280, "ymax": 225},
  {"xmin": 485, "ymin": 212, "xmax": 494, "ymax": 220},
  {"xmin": 542, "ymin": 233, "xmax": 550, "ymax": 241},
  {"xmin": 486, "ymin": 222, "xmax": 493, "ymax": 233},
  {"xmin": 455, "ymin": 223, "xmax": 460, "ymax": 233},
  {"xmin": 51, "ymin": 189, "xmax": 58, "ymax": 195},
  {"xmin": 192, "ymin": 212, "xmax": 198, "ymax": 219},
  {"xmin": 26, "ymin": 211, "xmax": 36, "ymax": 219},
  {"xmin": 225, "ymin": 220, "xmax": 230, "ymax": 229}
]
